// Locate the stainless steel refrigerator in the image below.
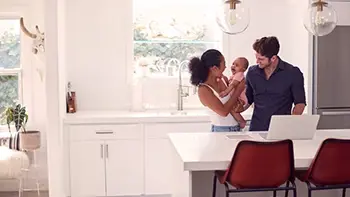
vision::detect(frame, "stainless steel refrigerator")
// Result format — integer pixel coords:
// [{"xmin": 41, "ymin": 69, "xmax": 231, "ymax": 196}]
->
[{"xmin": 313, "ymin": 26, "xmax": 350, "ymax": 129}]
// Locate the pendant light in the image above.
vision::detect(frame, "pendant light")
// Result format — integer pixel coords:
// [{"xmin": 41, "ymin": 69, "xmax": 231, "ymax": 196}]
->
[
  {"xmin": 303, "ymin": 0, "xmax": 337, "ymax": 36},
  {"xmin": 216, "ymin": 0, "xmax": 250, "ymax": 35}
]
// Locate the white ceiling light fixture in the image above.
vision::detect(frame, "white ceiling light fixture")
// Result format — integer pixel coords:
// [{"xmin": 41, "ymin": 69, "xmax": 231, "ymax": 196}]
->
[
  {"xmin": 216, "ymin": 0, "xmax": 250, "ymax": 35},
  {"xmin": 303, "ymin": 0, "xmax": 337, "ymax": 36}
]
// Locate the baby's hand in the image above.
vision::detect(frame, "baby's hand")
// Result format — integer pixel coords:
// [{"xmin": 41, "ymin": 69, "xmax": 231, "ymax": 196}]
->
[{"xmin": 219, "ymin": 91, "xmax": 228, "ymax": 98}]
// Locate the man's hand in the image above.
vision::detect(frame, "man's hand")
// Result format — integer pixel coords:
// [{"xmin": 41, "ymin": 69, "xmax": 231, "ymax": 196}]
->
[
  {"xmin": 292, "ymin": 103, "xmax": 306, "ymax": 115},
  {"xmin": 239, "ymin": 120, "xmax": 246, "ymax": 129},
  {"xmin": 234, "ymin": 101, "xmax": 244, "ymax": 113}
]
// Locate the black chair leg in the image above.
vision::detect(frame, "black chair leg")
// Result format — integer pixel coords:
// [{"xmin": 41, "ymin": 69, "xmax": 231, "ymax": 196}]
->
[
  {"xmin": 342, "ymin": 188, "xmax": 346, "ymax": 197},
  {"xmin": 308, "ymin": 189, "xmax": 312, "ymax": 197},
  {"xmin": 212, "ymin": 174, "xmax": 217, "ymax": 197},
  {"xmin": 285, "ymin": 181, "xmax": 290, "ymax": 197},
  {"xmin": 293, "ymin": 188, "xmax": 297, "ymax": 197},
  {"xmin": 273, "ymin": 190, "xmax": 277, "ymax": 197}
]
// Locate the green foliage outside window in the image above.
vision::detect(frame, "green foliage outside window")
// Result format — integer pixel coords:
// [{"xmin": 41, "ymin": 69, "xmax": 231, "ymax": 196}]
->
[
  {"xmin": 133, "ymin": 17, "xmax": 216, "ymax": 74},
  {"xmin": 0, "ymin": 25, "xmax": 20, "ymax": 119}
]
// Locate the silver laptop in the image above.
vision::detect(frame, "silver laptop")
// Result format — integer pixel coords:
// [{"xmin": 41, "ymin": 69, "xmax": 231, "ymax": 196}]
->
[{"xmin": 260, "ymin": 115, "xmax": 320, "ymax": 140}]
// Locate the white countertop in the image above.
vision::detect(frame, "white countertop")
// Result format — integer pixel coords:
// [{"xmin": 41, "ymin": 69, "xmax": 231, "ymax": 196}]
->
[
  {"xmin": 169, "ymin": 129, "xmax": 350, "ymax": 171},
  {"xmin": 63, "ymin": 109, "xmax": 254, "ymax": 124}
]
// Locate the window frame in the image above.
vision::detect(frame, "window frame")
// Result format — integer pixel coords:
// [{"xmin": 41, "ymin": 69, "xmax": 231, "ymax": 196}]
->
[
  {"xmin": 129, "ymin": 0, "xmax": 230, "ymax": 110},
  {"xmin": 0, "ymin": 14, "xmax": 30, "ymax": 131},
  {"xmin": 131, "ymin": 0, "xmax": 227, "ymax": 79}
]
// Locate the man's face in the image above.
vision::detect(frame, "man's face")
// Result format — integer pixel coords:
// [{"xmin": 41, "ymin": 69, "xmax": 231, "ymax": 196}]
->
[{"xmin": 255, "ymin": 53, "xmax": 272, "ymax": 69}]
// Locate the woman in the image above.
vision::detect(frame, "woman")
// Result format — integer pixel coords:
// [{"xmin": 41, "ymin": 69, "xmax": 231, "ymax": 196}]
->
[{"xmin": 189, "ymin": 49, "xmax": 245, "ymax": 132}]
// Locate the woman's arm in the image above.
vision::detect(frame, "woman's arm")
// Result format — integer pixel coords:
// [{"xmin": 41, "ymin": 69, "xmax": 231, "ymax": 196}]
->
[{"xmin": 198, "ymin": 80, "xmax": 245, "ymax": 117}]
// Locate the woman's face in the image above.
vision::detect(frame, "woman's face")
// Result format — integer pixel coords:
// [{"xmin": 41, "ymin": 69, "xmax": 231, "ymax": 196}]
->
[{"xmin": 210, "ymin": 55, "xmax": 226, "ymax": 78}]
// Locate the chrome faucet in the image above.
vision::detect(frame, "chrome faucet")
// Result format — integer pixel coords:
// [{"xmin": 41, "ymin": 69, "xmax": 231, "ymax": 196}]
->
[
  {"xmin": 177, "ymin": 60, "xmax": 190, "ymax": 111},
  {"xmin": 166, "ymin": 58, "xmax": 180, "ymax": 76}
]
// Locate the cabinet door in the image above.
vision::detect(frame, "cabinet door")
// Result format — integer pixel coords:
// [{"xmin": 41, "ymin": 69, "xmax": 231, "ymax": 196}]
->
[
  {"xmin": 105, "ymin": 140, "xmax": 144, "ymax": 196},
  {"xmin": 70, "ymin": 141, "xmax": 106, "ymax": 197}
]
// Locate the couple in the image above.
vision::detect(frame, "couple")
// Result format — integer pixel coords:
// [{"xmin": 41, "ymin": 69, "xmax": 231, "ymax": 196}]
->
[{"xmin": 189, "ymin": 36, "xmax": 307, "ymax": 132}]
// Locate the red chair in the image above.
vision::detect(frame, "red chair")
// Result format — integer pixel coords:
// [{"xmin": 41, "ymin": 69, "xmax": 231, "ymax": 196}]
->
[
  {"xmin": 213, "ymin": 139, "xmax": 296, "ymax": 197},
  {"xmin": 296, "ymin": 138, "xmax": 350, "ymax": 197}
]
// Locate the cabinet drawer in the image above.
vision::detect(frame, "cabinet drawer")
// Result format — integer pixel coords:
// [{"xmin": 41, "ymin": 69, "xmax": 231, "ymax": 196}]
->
[
  {"xmin": 145, "ymin": 122, "xmax": 210, "ymax": 139},
  {"xmin": 69, "ymin": 124, "xmax": 143, "ymax": 141}
]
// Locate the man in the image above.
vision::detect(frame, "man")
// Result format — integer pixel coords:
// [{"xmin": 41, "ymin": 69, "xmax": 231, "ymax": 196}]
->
[{"xmin": 245, "ymin": 36, "xmax": 306, "ymax": 131}]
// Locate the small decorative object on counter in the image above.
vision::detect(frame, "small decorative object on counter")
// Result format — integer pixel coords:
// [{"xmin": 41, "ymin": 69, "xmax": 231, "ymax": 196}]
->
[
  {"xmin": 66, "ymin": 82, "xmax": 77, "ymax": 113},
  {"xmin": 1, "ymin": 104, "xmax": 41, "ymax": 151}
]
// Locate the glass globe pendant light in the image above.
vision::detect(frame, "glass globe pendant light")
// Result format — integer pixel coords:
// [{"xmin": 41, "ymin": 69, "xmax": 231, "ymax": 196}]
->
[
  {"xmin": 216, "ymin": 0, "xmax": 250, "ymax": 35},
  {"xmin": 303, "ymin": 0, "xmax": 337, "ymax": 36}
]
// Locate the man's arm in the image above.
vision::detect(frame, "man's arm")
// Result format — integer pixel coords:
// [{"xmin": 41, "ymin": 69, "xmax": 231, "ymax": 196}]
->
[
  {"xmin": 245, "ymin": 69, "xmax": 254, "ymax": 107},
  {"xmin": 291, "ymin": 67, "xmax": 306, "ymax": 115}
]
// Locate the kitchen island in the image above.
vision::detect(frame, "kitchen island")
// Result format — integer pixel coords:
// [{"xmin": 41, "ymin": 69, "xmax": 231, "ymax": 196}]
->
[{"xmin": 169, "ymin": 130, "xmax": 350, "ymax": 197}]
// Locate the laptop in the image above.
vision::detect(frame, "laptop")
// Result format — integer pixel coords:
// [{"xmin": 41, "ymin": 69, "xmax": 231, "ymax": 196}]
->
[{"xmin": 259, "ymin": 115, "xmax": 320, "ymax": 140}]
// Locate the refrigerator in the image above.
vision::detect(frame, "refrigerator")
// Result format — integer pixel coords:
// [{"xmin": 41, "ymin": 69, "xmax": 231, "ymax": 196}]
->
[{"xmin": 313, "ymin": 26, "xmax": 350, "ymax": 129}]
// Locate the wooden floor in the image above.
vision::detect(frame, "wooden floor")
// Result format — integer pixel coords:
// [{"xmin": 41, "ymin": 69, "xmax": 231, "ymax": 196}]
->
[{"xmin": 0, "ymin": 191, "xmax": 49, "ymax": 197}]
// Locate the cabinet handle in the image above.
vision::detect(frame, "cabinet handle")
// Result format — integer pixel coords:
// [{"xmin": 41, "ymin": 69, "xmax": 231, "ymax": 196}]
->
[
  {"xmin": 95, "ymin": 130, "xmax": 114, "ymax": 134},
  {"xmin": 105, "ymin": 144, "xmax": 109, "ymax": 159},
  {"xmin": 100, "ymin": 144, "xmax": 104, "ymax": 158}
]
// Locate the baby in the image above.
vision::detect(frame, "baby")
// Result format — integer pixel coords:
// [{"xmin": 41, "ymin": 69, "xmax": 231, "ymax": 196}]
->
[{"xmin": 220, "ymin": 57, "xmax": 249, "ymax": 129}]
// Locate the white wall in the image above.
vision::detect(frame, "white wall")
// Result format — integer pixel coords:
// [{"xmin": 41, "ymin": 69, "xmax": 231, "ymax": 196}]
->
[
  {"xmin": 64, "ymin": 0, "xmax": 313, "ymax": 112},
  {"xmin": 66, "ymin": 0, "xmax": 133, "ymax": 111}
]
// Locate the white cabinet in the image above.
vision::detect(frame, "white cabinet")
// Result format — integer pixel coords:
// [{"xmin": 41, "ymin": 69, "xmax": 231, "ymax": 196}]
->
[
  {"xmin": 105, "ymin": 140, "xmax": 143, "ymax": 196},
  {"xmin": 67, "ymin": 120, "xmax": 211, "ymax": 197},
  {"xmin": 69, "ymin": 124, "xmax": 144, "ymax": 197},
  {"xmin": 144, "ymin": 122, "xmax": 210, "ymax": 197},
  {"xmin": 70, "ymin": 141, "xmax": 106, "ymax": 197}
]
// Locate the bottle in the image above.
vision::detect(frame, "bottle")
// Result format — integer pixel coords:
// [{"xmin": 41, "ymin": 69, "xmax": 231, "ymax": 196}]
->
[{"xmin": 66, "ymin": 82, "xmax": 77, "ymax": 113}]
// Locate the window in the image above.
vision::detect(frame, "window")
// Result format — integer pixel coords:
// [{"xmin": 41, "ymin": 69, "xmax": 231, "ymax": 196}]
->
[
  {"xmin": 133, "ymin": 0, "xmax": 222, "ymax": 77},
  {"xmin": 0, "ymin": 19, "xmax": 21, "ymax": 120}
]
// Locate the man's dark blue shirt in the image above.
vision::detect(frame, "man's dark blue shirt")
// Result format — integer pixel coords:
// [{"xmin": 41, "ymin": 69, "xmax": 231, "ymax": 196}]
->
[{"xmin": 245, "ymin": 57, "xmax": 306, "ymax": 131}]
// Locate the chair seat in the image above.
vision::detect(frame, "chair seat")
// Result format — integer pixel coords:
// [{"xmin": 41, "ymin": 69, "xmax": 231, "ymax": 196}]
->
[
  {"xmin": 0, "ymin": 146, "xmax": 29, "ymax": 179},
  {"xmin": 296, "ymin": 169, "xmax": 350, "ymax": 186},
  {"xmin": 215, "ymin": 170, "xmax": 286, "ymax": 189}
]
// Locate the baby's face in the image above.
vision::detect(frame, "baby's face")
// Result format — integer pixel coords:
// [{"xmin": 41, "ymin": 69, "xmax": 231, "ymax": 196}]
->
[{"xmin": 231, "ymin": 59, "xmax": 246, "ymax": 74}]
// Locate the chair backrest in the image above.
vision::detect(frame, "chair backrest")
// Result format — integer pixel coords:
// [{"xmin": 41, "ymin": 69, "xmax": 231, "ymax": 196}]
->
[
  {"xmin": 306, "ymin": 138, "xmax": 350, "ymax": 185},
  {"xmin": 225, "ymin": 139, "xmax": 294, "ymax": 188}
]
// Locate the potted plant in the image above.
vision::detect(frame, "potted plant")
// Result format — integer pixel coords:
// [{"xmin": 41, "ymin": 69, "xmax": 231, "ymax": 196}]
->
[{"xmin": 1, "ymin": 104, "xmax": 41, "ymax": 150}]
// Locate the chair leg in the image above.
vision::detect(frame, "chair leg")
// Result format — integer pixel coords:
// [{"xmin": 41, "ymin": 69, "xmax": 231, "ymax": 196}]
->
[
  {"xmin": 273, "ymin": 190, "xmax": 277, "ymax": 197},
  {"xmin": 293, "ymin": 188, "xmax": 297, "ymax": 197},
  {"xmin": 308, "ymin": 188, "xmax": 312, "ymax": 197},
  {"xmin": 285, "ymin": 181, "xmax": 290, "ymax": 197},
  {"xmin": 212, "ymin": 174, "xmax": 217, "ymax": 197},
  {"xmin": 342, "ymin": 188, "xmax": 346, "ymax": 197}
]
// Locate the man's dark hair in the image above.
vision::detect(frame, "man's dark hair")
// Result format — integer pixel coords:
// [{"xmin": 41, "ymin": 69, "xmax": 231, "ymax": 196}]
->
[{"xmin": 252, "ymin": 36, "xmax": 280, "ymax": 58}]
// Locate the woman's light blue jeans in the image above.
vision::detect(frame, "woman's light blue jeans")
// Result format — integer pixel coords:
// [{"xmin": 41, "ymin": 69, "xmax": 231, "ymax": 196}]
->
[{"xmin": 211, "ymin": 125, "xmax": 241, "ymax": 132}]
